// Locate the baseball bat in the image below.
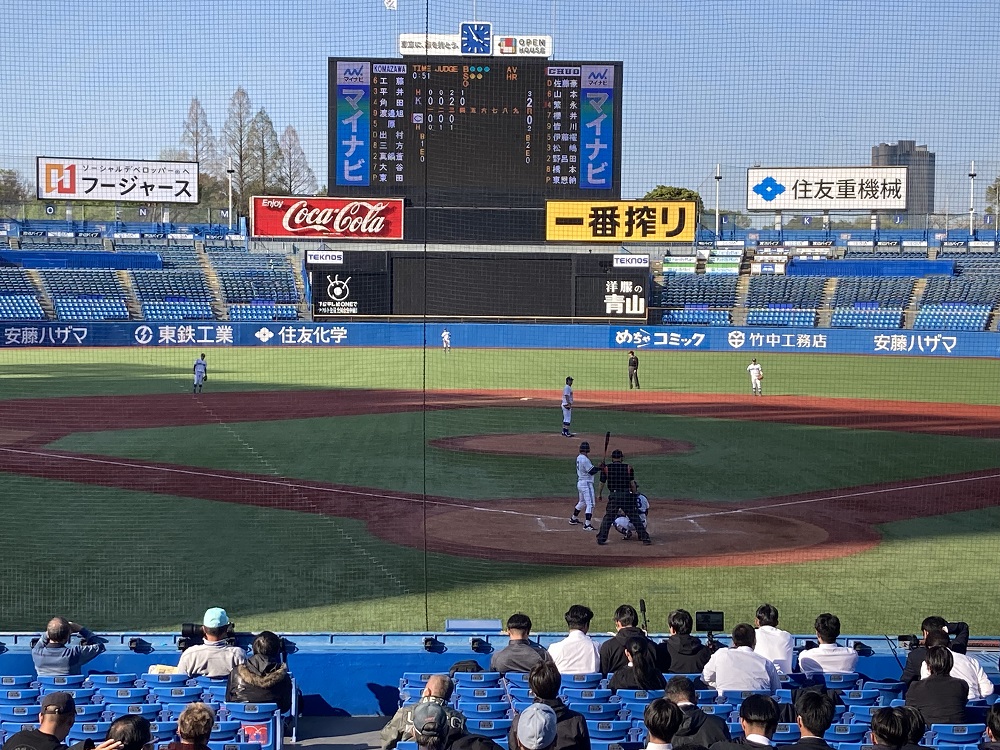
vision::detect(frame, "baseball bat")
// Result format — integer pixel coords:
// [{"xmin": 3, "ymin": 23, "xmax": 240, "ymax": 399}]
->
[{"xmin": 603, "ymin": 431, "xmax": 611, "ymax": 462}]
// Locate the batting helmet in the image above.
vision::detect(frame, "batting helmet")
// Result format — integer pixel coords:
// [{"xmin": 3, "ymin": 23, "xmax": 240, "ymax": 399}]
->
[
  {"xmin": 579, "ymin": 441, "xmax": 590, "ymax": 452},
  {"xmin": 611, "ymin": 449, "xmax": 624, "ymax": 460}
]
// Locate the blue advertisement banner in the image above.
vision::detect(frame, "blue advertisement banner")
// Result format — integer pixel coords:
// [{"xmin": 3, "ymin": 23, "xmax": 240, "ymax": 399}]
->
[{"xmin": 1, "ymin": 321, "xmax": 998, "ymax": 358}]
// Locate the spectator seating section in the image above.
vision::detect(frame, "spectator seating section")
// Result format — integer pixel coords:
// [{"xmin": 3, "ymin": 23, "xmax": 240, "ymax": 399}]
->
[
  {"xmin": 745, "ymin": 308, "xmax": 817, "ymax": 327},
  {"xmin": 40, "ymin": 269, "xmax": 130, "ymax": 321},
  {"xmin": 228, "ymin": 304, "xmax": 298, "ymax": 321},
  {"xmin": 132, "ymin": 268, "xmax": 216, "ymax": 321},
  {"xmin": 913, "ymin": 304, "xmax": 991, "ymax": 331},
  {"xmin": 834, "ymin": 277, "xmax": 915, "ymax": 307},
  {"xmin": 831, "ymin": 307, "xmax": 904, "ymax": 329},
  {"xmin": 0, "ymin": 269, "xmax": 45, "ymax": 320},
  {"xmin": 661, "ymin": 308, "xmax": 731, "ymax": 325},
  {"xmin": 745, "ymin": 276, "xmax": 826, "ymax": 309},
  {"xmin": 660, "ymin": 275, "xmax": 738, "ymax": 307}
]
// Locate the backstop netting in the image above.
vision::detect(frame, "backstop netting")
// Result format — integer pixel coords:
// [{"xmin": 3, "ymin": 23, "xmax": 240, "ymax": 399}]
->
[{"xmin": 2, "ymin": 1, "xmax": 1000, "ymax": 638}]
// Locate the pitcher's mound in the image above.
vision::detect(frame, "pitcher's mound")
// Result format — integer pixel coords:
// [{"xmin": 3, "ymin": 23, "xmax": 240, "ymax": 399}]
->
[{"xmin": 430, "ymin": 433, "xmax": 695, "ymax": 458}]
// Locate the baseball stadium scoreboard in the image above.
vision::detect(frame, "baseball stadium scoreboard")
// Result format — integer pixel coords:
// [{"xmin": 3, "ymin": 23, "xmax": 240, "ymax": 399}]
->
[{"xmin": 329, "ymin": 57, "xmax": 623, "ymax": 207}]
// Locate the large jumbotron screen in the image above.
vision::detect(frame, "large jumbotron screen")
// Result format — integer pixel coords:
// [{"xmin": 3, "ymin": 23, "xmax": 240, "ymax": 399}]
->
[{"xmin": 328, "ymin": 57, "xmax": 623, "ymax": 206}]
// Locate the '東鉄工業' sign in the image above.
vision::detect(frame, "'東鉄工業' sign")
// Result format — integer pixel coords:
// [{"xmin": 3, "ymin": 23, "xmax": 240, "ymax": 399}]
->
[
  {"xmin": 747, "ymin": 167, "xmax": 907, "ymax": 211},
  {"xmin": 546, "ymin": 200, "xmax": 695, "ymax": 242}
]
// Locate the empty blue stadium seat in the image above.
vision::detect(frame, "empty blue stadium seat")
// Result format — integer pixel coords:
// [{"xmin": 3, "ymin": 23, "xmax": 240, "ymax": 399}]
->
[
  {"xmin": 465, "ymin": 718, "xmax": 513, "ymax": 739},
  {"xmin": 96, "ymin": 687, "xmax": 147, "ymax": 704},
  {"xmin": 824, "ymin": 723, "xmax": 869, "ymax": 743},
  {"xmin": 453, "ymin": 686, "xmax": 507, "ymax": 702},
  {"xmin": 0, "ymin": 705, "xmax": 35, "ymax": 722},
  {"xmin": 105, "ymin": 703, "xmax": 163, "ymax": 721},
  {"xmin": 0, "ymin": 690, "xmax": 40, "ymax": 705},
  {"xmin": 89, "ymin": 674, "xmax": 139, "ymax": 687},
  {"xmin": 149, "ymin": 686, "xmax": 204, "ymax": 703},
  {"xmin": 455, "ymin": 672, "xmax": 502, "ymax": 688},
  {"xmin": 148, "ymin": 722, "xmax": 179, "ymax": 741},
  {"xmin": 455, "ymin": 702, "xmax": 510, "ymax": 720},
  {"xmin": 772, "ymin": 723, "xmax": 801, "ymax": 743},
  {"xmin": 839, "ymin": 690, "xmax": 880, "ymax": 707},
  {"xmin": 562, "ymin": 688, "xmax": 611, "ymax": 702},
  {"xmin": 67, "ymin": 721, "xmax": 113, "ymax": 741},
  {"xmin": 37, "ymin": 676, "xmax": 86, "ymax": 689},
  {"xmin": 586, "ymin": 720, "xmax": 632, "ymax": 740},
  {"xmin": 823, "ymin": 673, "xmax": 861, "ymax": 690},
  {"xmin": 561, "ymin": 673, "xmax": 604, "ymax": 689},
  {"xmin": 929, "ymin": 724, "xmax": 987, "ymax": 744},
  {"xmin": 568, "ymin": 703, "xmax": 622, "ymax": 720},
  {"xmin": 209, "ymin": 720, "xmax": 242, "ymax": 741},
  {"xmin": 0, "ymin": 678, "xmax": 33, "ymax": 689},
  {"xmin": 612, "ymin": 689, "xmax": 662, "ymax": 703}
]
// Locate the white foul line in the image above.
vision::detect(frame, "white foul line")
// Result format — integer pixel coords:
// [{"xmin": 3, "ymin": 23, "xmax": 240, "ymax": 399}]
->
[{"xmin": 4, "ymin": 446, "xmax": 1000, "ymax": 526}]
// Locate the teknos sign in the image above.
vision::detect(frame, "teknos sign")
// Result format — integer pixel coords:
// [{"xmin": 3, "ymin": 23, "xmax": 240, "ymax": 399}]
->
[{"xmin": 250, "ymin": 196, "xmax": 404, "ymax": 239}]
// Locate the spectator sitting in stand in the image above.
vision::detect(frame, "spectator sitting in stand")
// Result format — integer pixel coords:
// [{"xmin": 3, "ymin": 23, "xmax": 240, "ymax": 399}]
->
[
  {"xmin": 609, "ymin": 636, "xmax": 667, "ymax": 692},
  {"xmin": 709, "ymin": 694, "xmax": 779, "ymax": 750},
  {"xmin": 900, "ymin": 616, "xmax": 970, "ymax": 686},
  {"xmin": 166, "ymin": 703, "xmax": 215, "ymax": 750},
  {"xmin": 797, "ymin": 614, "xmax": 858, "ymax": 677},
  {"xmin": 105, "ymin": 716, "xmax": 152, "ymax": 750},
  {"xmin": 508, "ymin": 661, "xmax": 589, "ymax": 750},
  {"xmin": 600, "ymin": 604, "xmax": 655, "ymax": 677},
  {"xmin": 870, "ymin": 707, "xmax": 909, "ymax": 750},
  {"xmin": 490, "ymin": 613, "xmax": 551, "ymax": 676},
  {"xmin": 701, "ymin": 624, "xmax": 780, "ymax": 695},
  {"xmin": 752, "ymin": 604, "xmax": 793, "ymax": 676},
  {"xmin": 226, "ymin": 631, "xmax": 293, "ymax": 712},
  {"xmin": 643, "ymin": 698, "xmax": 685, "ymax": 750},
  {"xmin": 666, "ymin": 676, "xmax": 731, "ymax": 749},
  {"xmin": 656, "ymin": 609, "xmax": 712, "ymax": 675},
  {"xmin": 413, "ymin": 701, "xmax": 502, "ymax": 750},
  {"xmin": 31, "ymin": 617, "xmax": 105, "ymax": 676},
  {"xmin": 904, "ymin": 645, "xmax": 968, "ymax": 728},
  {"xmin": 0, "ymin": 692, "xmax": 122, "ymax": 750},
  {"xmin": 780, "ymin": 692, "xmax": 837, "ymax": 750},
  {"xmin": 979, "ymin": 703, "xmax": 1000, "ymax": 750},
  {"xmin": 381, "ymin": 675, "xmax": 466, "ymax": 750},
  {"xmin": 918, "ymin": 629, "xmax": 993, "ymax": 700},
  {"xmin": 547, "ymin": 605, "xmax": 601, "ymax": 676},
  {"xmin": 176, "ymin": 608, "xmax": 246, "ymax": 679},
  {"xmin": 898, "ymin": 706, "xmax": 927, "ymax": 750}
]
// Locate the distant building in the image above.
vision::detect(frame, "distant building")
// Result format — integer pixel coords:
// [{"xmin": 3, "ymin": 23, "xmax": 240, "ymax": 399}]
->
[{"xmin": 871, "ymin": 140, "xmax": 935, "ymax": 214}]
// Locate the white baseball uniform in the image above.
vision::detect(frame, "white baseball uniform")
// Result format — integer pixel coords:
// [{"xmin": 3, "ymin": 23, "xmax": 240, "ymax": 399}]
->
[
  {"xmin": 193, "ymin": 357, "xmax": 207, "ymax": 387},
  {"xmin": 441, "ymin": 329, "xmax": 451, "ymax": 350},
  {"xmin": 562, "ymin": 383, "xmax": 573, "ymax": 427},
  {"xmin": 615, "ymin": 493, "xmax": 649, "ymax": 535},
  {"xmin": 747, "ymin": 361, "xmax": 762, "ymax": 395},
  {"xmin": 575, "ymin": 452, "xmax": 597, "ymax": 515}
]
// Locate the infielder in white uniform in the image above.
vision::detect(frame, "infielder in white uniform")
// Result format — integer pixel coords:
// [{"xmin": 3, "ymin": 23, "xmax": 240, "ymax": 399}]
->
[
  {"xmin": 193, "ymin": 353, "xmax": 208, "ymax": 394},
  {"xmin": 561, "ymin": 376, "xmax": 575, "ymax": 437},
  {"xmin": 747, "ymin": 358, "xmax": 763, "ymax": 396},
  {"xmin": 441, "ymin": 328, "xmax": 451, "ymax": 352},
  {"xmin": 570, "ymin": 441, "xmax": 603, "ymax": 531},
  {"xmin": 615, "ymin": 490, "xmax": 650, "ymax": 539}
]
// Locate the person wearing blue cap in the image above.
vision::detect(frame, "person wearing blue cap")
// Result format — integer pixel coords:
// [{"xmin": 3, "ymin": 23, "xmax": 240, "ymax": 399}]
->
[{"xmin": 175, "ymin": 607, "xmax": 247, "ymax": 678}]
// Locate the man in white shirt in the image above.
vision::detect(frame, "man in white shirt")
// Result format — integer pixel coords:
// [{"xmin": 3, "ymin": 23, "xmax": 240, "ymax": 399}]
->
[
  {"xmin": 547, "ymin": 604, "xmax": 601, "ymax": 675},
  {"xmin": 797, "ymin": 613, "xmax": 858, "ymax": 676},
  {"xmin": 918, "ymin": 629, "xmax": 994, "ymax": 700},
  {"xmin": 644, "ymin": 698, "xmax": 684, "ymax": 750},
  {"xmin": 753, "ymin": 603, "xmax": 794, "ymax": 676},
  {"xmin": 561, "ymin": 377, "xmax": 575, "ymax": 437},
  {"xmin": 701, "ymin": 623, "xmax": 781, "ymax": 695}
]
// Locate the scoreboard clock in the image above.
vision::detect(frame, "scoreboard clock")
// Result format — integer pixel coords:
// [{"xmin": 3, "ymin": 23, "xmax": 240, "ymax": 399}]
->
[{"xmin": 460, "ymin": 22, "xmax": 492, "ymax": 55}]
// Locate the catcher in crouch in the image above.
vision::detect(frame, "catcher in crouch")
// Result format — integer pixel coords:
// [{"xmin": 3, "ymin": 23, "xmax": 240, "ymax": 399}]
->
[{"xmin": 747, "ymin": 357, "xmax": 763, "ymax": 396}]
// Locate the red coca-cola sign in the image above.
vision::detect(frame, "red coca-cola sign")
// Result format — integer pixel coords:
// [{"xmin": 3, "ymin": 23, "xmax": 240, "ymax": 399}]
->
[{"xmin": 250, "ymin": 196, "xmax": 404, "ymax": 239}]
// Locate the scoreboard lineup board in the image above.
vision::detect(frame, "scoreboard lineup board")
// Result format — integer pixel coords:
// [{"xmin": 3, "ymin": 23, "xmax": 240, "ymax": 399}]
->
[{"xmin": 329, "ymin": 57, "xmax": 623, "ymax": 207}]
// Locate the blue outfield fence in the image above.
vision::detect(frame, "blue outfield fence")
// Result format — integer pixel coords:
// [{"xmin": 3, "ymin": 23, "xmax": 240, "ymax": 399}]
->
[{"xmin": 0, "ymin": 321, "xmax": 995, "ymax": 357}]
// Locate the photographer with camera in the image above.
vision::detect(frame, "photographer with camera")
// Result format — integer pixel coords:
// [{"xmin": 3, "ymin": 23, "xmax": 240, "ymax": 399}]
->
[{"xmin": 176, "ymin": 608, "xmax": 246, "ymax": 678}]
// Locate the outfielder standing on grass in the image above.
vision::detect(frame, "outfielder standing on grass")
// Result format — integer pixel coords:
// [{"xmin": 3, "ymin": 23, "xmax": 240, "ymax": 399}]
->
[
  {"xmin": 561, "ymin": 376, "xmax": 575, "ymax": 437},
  {"xmin": 595, "ymin": 449, "xmax": 651, "ymax": 546},
  {"xmin": 193, "ymin": 353, "xmax": 208, "ymax": 394},
  {"xmin": 570, "ymin": 441, "xmax": 603, "ymax": 531},
  {"xmin": 747, "ymin": 358, "xmax": 763, "ymax": 396}
]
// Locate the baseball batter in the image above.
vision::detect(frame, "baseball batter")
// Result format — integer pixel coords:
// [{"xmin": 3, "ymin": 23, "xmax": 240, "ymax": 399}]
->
[
  {"xmin": 570, "ymin": 441, "xmax": 603, "ymax": 531},
  {"xmin": 561, "ymin": 376, "xmax": 575, "ymax": 437},
  {"xmin": 747, "ymin": 358, "xmax": 763, "ymax": 396},
  {"xmin": 614, "ymin": 490, "xmax": 650, "ymax": 540},
  {"xmin": 193, "ymin": 353, "xmax": 208, "ymax": 394}
]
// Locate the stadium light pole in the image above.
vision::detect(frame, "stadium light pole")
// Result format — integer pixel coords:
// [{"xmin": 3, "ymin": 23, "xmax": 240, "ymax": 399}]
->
[
  {"xmin": 969, "ymin": 160, "xmax": 976, "ymax": 237},
  {"xmin": 714, "ymin": 163, "xmax": 722, "ymax": 239},
  {"xmin": 226, "ymin": 157, "xmax": 235, "ymax": 231}
]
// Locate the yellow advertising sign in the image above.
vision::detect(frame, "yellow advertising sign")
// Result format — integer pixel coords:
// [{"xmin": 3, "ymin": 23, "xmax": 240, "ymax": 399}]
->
[{"xmin": 546, "ymin": 200, "xmax": 696, "ymax": 243}]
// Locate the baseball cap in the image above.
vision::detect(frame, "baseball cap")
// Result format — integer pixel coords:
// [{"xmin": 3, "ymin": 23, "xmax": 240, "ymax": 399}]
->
[
  {"xmin": 516, "ymin": 704, "xmax": 557, "ymax": 750},
  {"xmin": 40, "ymin": 692, "xmax": 76, "ymax": 715},
  {"xmin": 411, "ymin": 700, "xmax": 448, "ymax": 739},
  {"xmin": 203, "ymin": 607, "xmax": 230, "ymax": 628}
]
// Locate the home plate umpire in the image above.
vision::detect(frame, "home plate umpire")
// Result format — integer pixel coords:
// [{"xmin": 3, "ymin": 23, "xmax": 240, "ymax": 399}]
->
[{"xmin": 595, "ymin": 449, "xmax": 651, "ymax": 546}]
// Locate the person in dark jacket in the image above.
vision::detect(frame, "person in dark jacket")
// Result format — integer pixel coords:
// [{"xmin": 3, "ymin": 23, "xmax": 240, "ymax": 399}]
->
[
  {"xmin": 780, "ymin": 692, "xmax": 836, "ymax": 750},
  {"xmin": 657, "ymin": 609, "xmax": 712, "ymax": 675},
  {"xmin": 904, "ymin": 646, "xmax": 968, "ymax": 728},
  {"xmin": 666, "ymin": 676, "xmax": 730, "ymax": 749},
  {"xmin": 979, "ymin": 703, "xmax": 1000, "ymax": 750},
  {"xmin": 600, "ymin": 604, "xmax": 655, "ymax": 676},
  {"xmin": 491, "ymin": 614, "xmax": 551, "ymax": 676},
  {"xmin": 898, "ymin": 706, "xmax": 927, "ymax": 750},
  {"xmin": 609, "ymin": 637, "xmax": 667, "ymax": 692},
  {"xmin": 225, "ymin": 631, "xmax": 293, "ymax": 712},
  {"xmin": 870, "ymin": 707, "xmax": 909, "ymax": 749},
  {"xmin": 709, "ymin": 694, "xmax": 778, "ymax": 750},
  {"xmin": 508, "ymin": 661, "xmax": 589, "ymax": 750},
  {"xmin": 900, "ymin": 617, "xmax": 970, "ymax": 686}
]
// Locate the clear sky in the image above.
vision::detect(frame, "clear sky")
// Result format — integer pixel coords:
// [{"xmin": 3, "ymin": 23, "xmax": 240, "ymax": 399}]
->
[{"xmin": 2, "ymin": 0, "xmax": 998, "ymax": 213}]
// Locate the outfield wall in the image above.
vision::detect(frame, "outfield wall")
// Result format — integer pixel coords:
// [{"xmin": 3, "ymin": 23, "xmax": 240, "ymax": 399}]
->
[{"xmin": 0, "ymin": 321, "xmax": 994, "ymax": 357}]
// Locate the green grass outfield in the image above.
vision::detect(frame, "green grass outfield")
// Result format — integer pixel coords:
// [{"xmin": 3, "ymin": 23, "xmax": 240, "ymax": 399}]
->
[
  {"xmin": 4, "ymin": 345, "xmax": 1000, "ymax": 634},
  {"xmin": 2, "ymin": 347, "xmax": 1000, "ymax": 402}
]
